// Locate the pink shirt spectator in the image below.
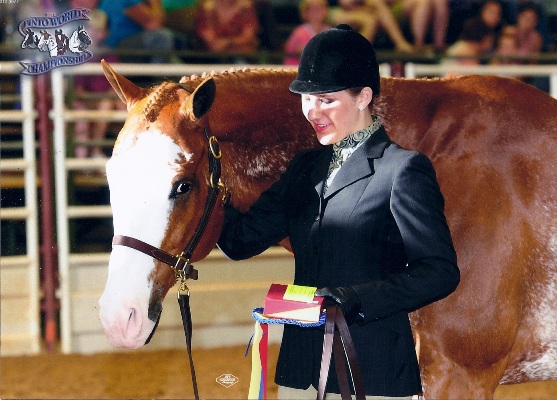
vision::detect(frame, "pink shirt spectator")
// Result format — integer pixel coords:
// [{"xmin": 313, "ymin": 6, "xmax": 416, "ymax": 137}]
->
[{"xmin": 284, "ymin": 23, "xmax": 331, "ymax": 65}]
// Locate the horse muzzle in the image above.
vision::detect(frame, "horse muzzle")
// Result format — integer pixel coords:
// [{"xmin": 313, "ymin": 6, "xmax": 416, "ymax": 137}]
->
[{"xmin": 98, "ymin": 294, "xmax": 158, "ymax": 349}]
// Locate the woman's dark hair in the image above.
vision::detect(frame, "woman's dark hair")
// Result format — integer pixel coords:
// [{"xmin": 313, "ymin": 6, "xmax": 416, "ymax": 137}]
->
[
  {"xmin": 347, "ymin": 87, "xmax": 374, "ymax": 109},
  {"xmin": 460, "ymin": 18, "xmax": 493, "ymax": 43},
  {"xmin": 518, "ymin": 1, "xmax": 541, "ymax": 18}
]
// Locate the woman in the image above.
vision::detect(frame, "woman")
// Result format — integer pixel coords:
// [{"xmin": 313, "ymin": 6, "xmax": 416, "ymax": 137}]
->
[{"xmin": 218, "ymin": 25, "xmax": 460, "ymax": 398}]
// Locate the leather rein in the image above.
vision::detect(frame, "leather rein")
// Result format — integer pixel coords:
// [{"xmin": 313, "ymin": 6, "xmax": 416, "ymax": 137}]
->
[{"xmin": 112, "ymin": 108, "xmax": 228, "ymax": 400}]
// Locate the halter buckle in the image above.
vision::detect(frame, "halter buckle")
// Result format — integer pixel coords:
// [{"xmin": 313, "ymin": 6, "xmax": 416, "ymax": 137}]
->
[
  {"xmin": 173, "ymin": 253, "xmax": 191, "ymax": 286},
  {"xmin": 208, "ymin": 136, "xmax": 222, "ymax": 159}
]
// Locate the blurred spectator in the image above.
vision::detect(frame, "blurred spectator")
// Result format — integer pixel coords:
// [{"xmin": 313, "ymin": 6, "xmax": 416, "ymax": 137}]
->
[
  {"xmin": 515, "ymin": 1, "xmax": 543, "ymax": 54},
  {"xmin": 491, "ymin": 25, "xmax": 519, "ymax": 63},
  {"xmin": 195, "ymin": 0, "xmax": 260, "ymax": 54},
  {"xmin": 329, "ymin": 0, "xmax": 414, "ymax": 52},
  {"xmin": 384, "ymin": 0, "xmax": 449, "ymax": 50},
  {"xmin": 70, "ymin": 7, "xmax": 125, "ymax": 158},
  {"xmin": 487, "ymin": 0, "xmax": 552, "ymax": 50},
  {"xmin": 99, "ymin": 0, "xmax": 176, "ymax": 63},
  {"xmin": 443, "ymin": 18, "xmax": 495, "ymax": 67},
  {"xmin": 480, "ymin": 0, "xmax": 505, "ymax": 31},
  {"xmin": 473, "ymin": 0, "xmax": 506, "ymax": 50},
  {"xmin": 283, "ymin": 0, "xmax": 331, "ymax": 65}
]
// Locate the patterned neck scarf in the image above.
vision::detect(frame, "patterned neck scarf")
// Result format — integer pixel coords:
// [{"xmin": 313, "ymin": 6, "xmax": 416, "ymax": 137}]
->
[{"xmin": 324, "ymin": 116, "xmax": 382, "ymax": 194}]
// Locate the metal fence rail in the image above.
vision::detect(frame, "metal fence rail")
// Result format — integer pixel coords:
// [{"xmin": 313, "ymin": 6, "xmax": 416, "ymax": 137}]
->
[{"xmin": 0, "ymin": 62, "xmax": 40, "ymax": 355}]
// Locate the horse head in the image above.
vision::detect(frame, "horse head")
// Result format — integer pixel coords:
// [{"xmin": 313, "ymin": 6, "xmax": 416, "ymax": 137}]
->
[
  {"xmin": 69, "ymin": 26, "xmax": 91, "ymax": 53},
  {"xmin": 98, "ymin": 61, "xmax": 316, "ymax": 348},
  {"xmin": 21, "ymin": 28, "xmax": 39, "ymax": 49},
  {"xmin": 98, "ymin": 61, "xmax": 224, "ymax": 348},
  {"xmin": 37, "ymin": 30, "xmax": 57, "ymax": 56},
  {"xmin": 55, "ymin": 29, "xmax": 69, "ymax": 55}
]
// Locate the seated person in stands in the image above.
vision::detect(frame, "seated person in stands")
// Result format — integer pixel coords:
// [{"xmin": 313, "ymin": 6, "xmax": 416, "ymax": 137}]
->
[
  {"xmin": 467, "ymin": 0, "xmax": 505, "ymax": 52},
  {"xmin": 515, "ymin": 1, "xmax": 543, "ymax": 55},
  {"xmin": 383, "ymin": 0, "xmax": 449, "ymax": 51},
  {"xmin": 283, "ymin": 0, "xmax": 331, "ymax": 66},
  {"xmin": 442, "ymin": 18, "xmax": 495, "ymax": 68},
  {"xmin": 492, "ymin": 25, "xmax": 519, "ymax": 63},
  {"xmin": 99, "ymin": 0, "xmax": 176, "ymax": 63},
  {"xmin": 329, "ymin": 0, "xmax": 414, "ymax": 52},
  {"xmin": 195, "ymin": 0, "xmax": 260, "ymax": 54}
]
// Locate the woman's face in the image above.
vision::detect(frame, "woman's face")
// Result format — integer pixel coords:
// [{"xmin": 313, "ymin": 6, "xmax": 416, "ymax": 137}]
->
[
  {"xmin": 304, "ymin": 1, "xmax": 329, "ymax": 25},
  {"xmin": 301, "ymin": 90, "xmax": 364, "ymax": 145},
  {"xmin": 517, "ymin": 9, "xmax": 538, "ymax": 31},
  {"xmin": 481, "ymin": 2, "xmax": 502, "ymax": 28}
]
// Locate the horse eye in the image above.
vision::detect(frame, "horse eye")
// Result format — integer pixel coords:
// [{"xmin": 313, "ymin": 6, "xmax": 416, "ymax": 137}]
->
[{"xmin": 170, "ymin": 180, "xmax": 191, "ymax": 198}]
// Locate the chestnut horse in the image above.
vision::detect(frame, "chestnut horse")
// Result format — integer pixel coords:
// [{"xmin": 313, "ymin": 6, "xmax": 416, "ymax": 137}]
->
[{"xmin": 98, "ymin": 60, "xmax": 557, "ymax": 398}]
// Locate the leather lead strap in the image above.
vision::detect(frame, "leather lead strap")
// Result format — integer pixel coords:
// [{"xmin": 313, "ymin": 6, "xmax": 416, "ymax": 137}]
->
[
  {"xmin": 318, "ymin": 305, "xmax": 366, "ymax": 400},
  {"xmin": 318, "ymin": 305, "xmax": 337, "ymax": 400},
  {"xmin": 179, "ymin": 292, "xmax": 200, "ymax": 400}
]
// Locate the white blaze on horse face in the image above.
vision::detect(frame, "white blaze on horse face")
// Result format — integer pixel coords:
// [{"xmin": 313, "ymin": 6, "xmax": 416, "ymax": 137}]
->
[{"xmin": 99, "ymin": 129, "xmax": 186, "ymax": 349}]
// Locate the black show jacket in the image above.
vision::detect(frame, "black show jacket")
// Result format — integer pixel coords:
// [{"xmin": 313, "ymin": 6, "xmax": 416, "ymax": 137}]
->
[{"xmin": 218, "ymin": 127, "xmax": 460, "ymax": 396}]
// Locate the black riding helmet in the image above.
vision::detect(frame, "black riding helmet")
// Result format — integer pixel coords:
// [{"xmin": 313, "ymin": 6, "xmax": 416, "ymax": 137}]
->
[{"xmin": 289, "ymin": 24, "xmax": 380, "ymax": 96}]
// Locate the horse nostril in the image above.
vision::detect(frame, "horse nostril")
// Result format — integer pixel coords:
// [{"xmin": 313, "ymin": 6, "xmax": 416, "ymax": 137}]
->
[{"xmin": 126, "ymin": 307, "xmax": 143, "ymax": 339}]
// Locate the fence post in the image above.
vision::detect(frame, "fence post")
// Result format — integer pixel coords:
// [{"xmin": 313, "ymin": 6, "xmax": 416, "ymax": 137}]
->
[{"xmin": 36, "ymin": 72, "xmax": 59, "ymax": 352}]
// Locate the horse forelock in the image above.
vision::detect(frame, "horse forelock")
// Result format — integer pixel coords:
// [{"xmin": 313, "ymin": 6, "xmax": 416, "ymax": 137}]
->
[{"xmin": 142, "ymin": 81, "xmax": 185, "ymax": 123}]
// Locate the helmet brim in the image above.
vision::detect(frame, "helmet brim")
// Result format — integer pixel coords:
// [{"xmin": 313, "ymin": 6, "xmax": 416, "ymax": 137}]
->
[{"xmin": 289, "ymin": 80, "xmax": 349, "ymax": 95}]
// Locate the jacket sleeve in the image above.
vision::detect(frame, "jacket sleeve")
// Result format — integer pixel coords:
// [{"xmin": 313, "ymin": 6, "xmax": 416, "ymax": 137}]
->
[
  {"xmin": 216, "ymin": 154, "xmax": 301, "ymax": 260},
  {"xmin": 217, "ymin": 188, "xmax": 288, "ymax": 260},
  {"xmin": 355, "ymin": 152, "xmax": 460, "ymax": 322}
]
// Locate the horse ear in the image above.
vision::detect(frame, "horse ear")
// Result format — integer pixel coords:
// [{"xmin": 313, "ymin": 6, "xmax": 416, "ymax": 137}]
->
[
  {"xmin": 101, "ymin": 59, "xmax": 145, "ymax": 110},
  {"xmin": 181, "ymin": 77, "xmax": 216, "ymax": 120}
]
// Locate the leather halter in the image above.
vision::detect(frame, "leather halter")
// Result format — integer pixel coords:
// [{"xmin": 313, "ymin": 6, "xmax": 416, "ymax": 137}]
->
[{"xmin": 112, "ymin": 123, "xmax": 228, "ymax": 288}]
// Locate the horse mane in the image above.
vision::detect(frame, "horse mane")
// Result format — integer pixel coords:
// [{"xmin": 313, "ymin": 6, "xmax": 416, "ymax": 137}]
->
[{"xmin": 177, "ymin": 66, "xmax": 295, "ymax": 86}]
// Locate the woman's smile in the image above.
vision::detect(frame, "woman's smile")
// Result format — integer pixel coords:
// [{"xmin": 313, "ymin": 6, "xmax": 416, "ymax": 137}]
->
[{"xmin": 313, "ymin": 122, "xmax": 331, "ymax": 133}]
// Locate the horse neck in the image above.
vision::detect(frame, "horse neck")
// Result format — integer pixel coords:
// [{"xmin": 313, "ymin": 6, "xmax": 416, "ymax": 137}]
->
[{"xmin": 207, "ymin": 70, "xmax": 317, "ymax": 211}]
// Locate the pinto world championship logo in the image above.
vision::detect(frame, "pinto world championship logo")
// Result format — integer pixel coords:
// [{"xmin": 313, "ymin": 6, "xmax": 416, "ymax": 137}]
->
[{"xmin": 19, "ymin": 8, "xmax": 93, "ymax": 75}]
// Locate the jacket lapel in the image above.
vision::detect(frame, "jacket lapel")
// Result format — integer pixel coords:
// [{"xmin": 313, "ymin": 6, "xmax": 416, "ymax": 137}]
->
[
  {"xmin": 311, "ymin": 146, "xmax": 333, "ymax": 197},
  {"xmin": 324, "ymin": 127, "xmax": 390, "ymax": 199}
]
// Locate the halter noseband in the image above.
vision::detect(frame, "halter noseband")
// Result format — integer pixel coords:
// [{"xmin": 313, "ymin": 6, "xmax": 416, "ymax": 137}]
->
[{"xmin": 112, "ymin": 114, "xmax": 229, "ymax": 289}]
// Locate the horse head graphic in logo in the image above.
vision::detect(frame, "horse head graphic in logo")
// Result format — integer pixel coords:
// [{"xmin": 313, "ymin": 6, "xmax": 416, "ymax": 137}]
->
[
  {"xmin": 21, "ymin": 28, "xmax": 41, "ymax": 49},
  {"xmin": 69, "ymin": 25, "xmax": 92, "ymax": 53},
  {"xmin": 55, "ymin": 29, "xmax": 69, "ymax": 55},
  {"xmin": 36, "ymin": 30, "xmax": 58, "ymax": 56}
]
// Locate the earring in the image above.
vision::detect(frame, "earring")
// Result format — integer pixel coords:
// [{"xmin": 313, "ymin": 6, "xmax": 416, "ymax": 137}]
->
[{"xmin": 358, "ymin": 105, "xmax": 365, "ymax": 111}]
